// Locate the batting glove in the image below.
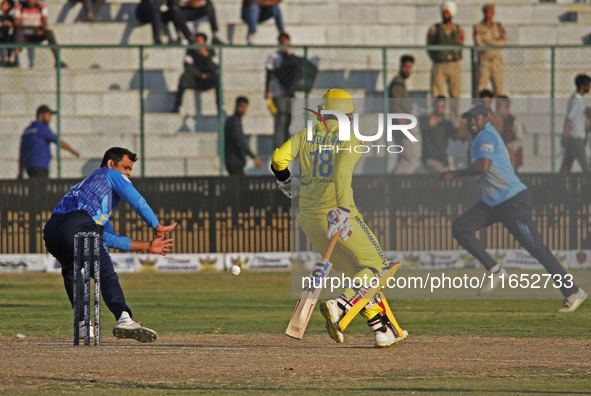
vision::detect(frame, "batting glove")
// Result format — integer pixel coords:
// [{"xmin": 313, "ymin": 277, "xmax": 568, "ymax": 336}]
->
[
  {"xmin": 327, "ymin": 207, "xmax": 353, "ymax": 241},
  {"xmin": 277, "ymin": 176, "xmax": 301, "ymax": 199}
]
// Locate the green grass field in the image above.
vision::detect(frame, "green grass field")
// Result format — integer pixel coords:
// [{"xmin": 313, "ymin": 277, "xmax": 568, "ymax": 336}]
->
[
  {"xmin": 1, "ymin": 271, "xmax": 589, "ymax": 338},
  {"xmin": 1, "ymin": 271, "xmax": 590, "ymax": 394}
]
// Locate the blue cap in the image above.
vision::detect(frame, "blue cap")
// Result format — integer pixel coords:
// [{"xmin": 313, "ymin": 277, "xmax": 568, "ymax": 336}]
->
[{"xmin": 462, "ymin": 104, "xmax": 488, "ymax": 119}]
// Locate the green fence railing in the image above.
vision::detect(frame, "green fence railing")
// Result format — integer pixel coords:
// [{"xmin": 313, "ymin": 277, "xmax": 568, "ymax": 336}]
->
[{"xmin": 1, "ymin": 44, "xmax": 589, "ymax": 179}]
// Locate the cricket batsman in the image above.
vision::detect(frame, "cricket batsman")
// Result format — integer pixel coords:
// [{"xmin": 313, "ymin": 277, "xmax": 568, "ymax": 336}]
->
[
  {"xmin": 44, "ymin": 147, "xmax": 177, "ymax": 342},
  {"xmin": 271, "ymin": 89, "xmax": 408, "ymax": 347}
]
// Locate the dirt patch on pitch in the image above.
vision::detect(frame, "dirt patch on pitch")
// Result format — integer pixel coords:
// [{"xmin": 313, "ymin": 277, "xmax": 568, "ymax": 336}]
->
[{"xmin": 1, "ymin": 334, "xmax": 590, "ymax": 392}]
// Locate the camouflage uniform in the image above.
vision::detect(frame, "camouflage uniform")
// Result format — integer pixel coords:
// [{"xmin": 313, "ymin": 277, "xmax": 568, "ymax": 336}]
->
[
  {"xmin": 427, "ymin": 22, "xmax": 464, "ymax": 99},
  {"xmin": 474, "ymin": 20, "xmax": 508, "ymax": 95}
]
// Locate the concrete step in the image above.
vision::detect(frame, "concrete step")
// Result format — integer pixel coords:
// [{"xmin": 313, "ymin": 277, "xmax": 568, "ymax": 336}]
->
[
  {"xmin": 2, "ymin": 44, "xmax": 583, "ymax": 100},
  {"xmin": 37, "ymin": 0, "xmax": 587, "ymax": 46},
  {"xmin": 0, "ymin": 115, "xmax": 141, "ymax": 137},
  {"xmin": 0, "ymin": 112, "xmax": 270, "ymax": 137},
  {"xmin": 43, "ymin": 0, "xmax": 576, "ymax": 27},
  {"xmin": 143, "ymin": 156, "xmax": 221, "ymax": 177},
  {"xmin": 148, "ymin": 89, "xmax": 289, "ymax": 117},
  {"xmin": 43, "ymin": 19, "xmax": 590, "ymax": 47},
  {"xmin": 48, "ymin": 19, "xmax": 281, "ymax": 45},
  {"xmin": 47, "ymin": 1, "xmax": 138, "ymax": 24},
  {"xmin": 1, "ymin": 127, "xmax": 218, "ymax": 160},
  {"xmin": 0, "ymin": 132, "xmax": 136, "ymax": 161},
  {"xmin": 1, "ymin": 91, "xmax": 140, "ymax": 116},
  {"xmin": 145, "ymin": 113, "xmax": 274, "ymax": 135},
  {"xmin": 0, "ymin": 155, "xmax": 223, "ymax": 178}
]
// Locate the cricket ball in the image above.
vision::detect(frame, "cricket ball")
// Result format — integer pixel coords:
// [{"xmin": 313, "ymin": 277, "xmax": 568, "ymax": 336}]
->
[{"xmin": 230, "ymin": 265, "xmax": 241, "ymax": 276}]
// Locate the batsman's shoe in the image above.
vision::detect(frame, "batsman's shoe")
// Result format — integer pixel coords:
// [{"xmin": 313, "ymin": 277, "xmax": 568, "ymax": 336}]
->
[
  {"xmin": 477, "ymin": 267, "xmax": 508, "ymax": 296},
  {"xmin": 557, "ymin": 288, "xmax": 587, "ymax": 313},
  {"xmin": 368, "ymin": 314, "xmax": 408, "ymax": 348},
  {"xmin": 113, "ymin": 319, "xmax": 158, "ymax": 343},
  {"xmin": 374, "ymin": 327, "xmax": 408, "ymax": 348},
  {"xmin": 319, "ymin": 299, "xmax": 344, "ymax": 344},
  {"xmin": 78, "ymin": 321, "xmax": 94, "ymax": 341}
]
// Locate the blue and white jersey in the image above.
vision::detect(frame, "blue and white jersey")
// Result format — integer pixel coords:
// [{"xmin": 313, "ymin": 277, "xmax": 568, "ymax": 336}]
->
[
  {"xmin": 53, "ymin": 167, "xmax": 159, "ymax": 228},
  {"xmin": 103, "ymin": 220, "xmax": 131, "ymax": 251},
  {"xmin": 471, "ymin": 122, "xmax": 527, "ymax": 206}
]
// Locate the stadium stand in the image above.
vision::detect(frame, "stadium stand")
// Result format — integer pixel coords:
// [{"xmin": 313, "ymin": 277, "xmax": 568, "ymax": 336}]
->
[{"xmin": 1, "ymin": 0, "xmax": 591, "ymax": 177}]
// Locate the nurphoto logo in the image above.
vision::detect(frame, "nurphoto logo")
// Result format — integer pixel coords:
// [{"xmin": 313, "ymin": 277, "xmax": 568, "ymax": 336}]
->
[{"xmin": 304, "ymin": 108, "xmax": 418, "ymax": 154}]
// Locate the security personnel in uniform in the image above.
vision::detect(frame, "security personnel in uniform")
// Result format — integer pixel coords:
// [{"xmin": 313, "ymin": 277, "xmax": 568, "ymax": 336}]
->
[
  {"xmin": 474, "ymin": 3, "xmax": 508, "ymax": 96},
  {"xmin": 427, "ymin": 1, "xmax": 463, "ymax": 124}
]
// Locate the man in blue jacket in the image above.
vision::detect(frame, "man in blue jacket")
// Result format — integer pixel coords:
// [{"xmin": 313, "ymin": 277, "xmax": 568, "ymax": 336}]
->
[
  {"xmin": 440, "ymin": 104, "xmax": 586, "ymax": 312},
  {"xmin": 18, "ymin": 105, "xmax": 79, "ymax": 179},
  {"xmin": 44, "ymin": 147, "xmax": 177, "ymax": 342}
]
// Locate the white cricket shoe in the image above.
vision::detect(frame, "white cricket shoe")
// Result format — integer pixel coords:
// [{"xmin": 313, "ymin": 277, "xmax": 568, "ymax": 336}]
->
[
  {"xmin": 78, "ymin": 321, "xmax": 94, "ymax": 341},
  {"xmin": 477, "ymin": 267, "xmax": 508, "ymax": 296},
  {"xmin": 557, "ymin": 288, "xmax": 587, "ymax": 313},
  {"xmin": 368, "ymin": 315, "xmax": 408, "ymax": 348},
  {"xmin": 319, "ymin": 299, "xmax": 344, "ymax": 344},
  {"xmin": 113, "ymin": 314, "xmax": 157, "ymax": 343},
  {"xmin": 374, "ymin": 327, "xmax": 408, "ymax": 348}
]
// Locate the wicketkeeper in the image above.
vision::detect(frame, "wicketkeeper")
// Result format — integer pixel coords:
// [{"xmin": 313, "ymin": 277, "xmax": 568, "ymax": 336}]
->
[
  {"xmin": 44, "ymin": 147, "xmax": 177, "ymax": 343},
  {"xmin": 271, "ymin": 89, "xmax": 408, "ymax": 347}
]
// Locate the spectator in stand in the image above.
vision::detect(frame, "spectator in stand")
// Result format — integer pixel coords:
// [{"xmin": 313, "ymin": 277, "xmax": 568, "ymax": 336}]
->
[
  {"xmin": 12, "ymin": 0, "xmax": 67, "ymax": 68},
  {"xmin": 473, "ymin": 3, "xmax": 508, "ymax": 96},
  {"xmin": 496, "ymin": 96, "xmax": 524, "ymax": 172},
  {"xmin": 80, "ymin": 0, "xmax": 104, "ymax": 22},
  {"xmin": 560, "ymin": 74, "xmax": 591, "ymax": 173},
  {"xmin": 0, "ymin": 0, "xmax": 15, "ymax": 65},
  {"xmin": 427, "ymin": 1, "xmax": 463, "ymax": 124},
  {"xmin": 389, "ymin": 55, "xmax": 414, "ymax": 103},
  {"xmin": 265, "ymin": 31, "xmax": 292, "ymax": 149},
  {"xmin": 420, "ymin": 97, "xmax": 459, "ymax": 173},
  {"xmin": 172, "ymin": 32, "xmax": 220, "ymax": 114},
  {"xmin": 160, "ymin": 0, "xmax": 196, "ymax": 44},
  {"xmin": 478, "ymin": 89, "xmax": 502, "ymax": 133},
  {"xmin": 224, "ymin": 96, "xmax": 263, "ymax": 175},
  {"xmin": 242, "ymin": 0, "xmax": 285, "ymax": 45},
  {"xmin": 389, "ymin": 54, "xmax": 418, "ymax": 174},
  {"xmin": 136, "ymin": 0, "xmax": 193, "ymax": 45},
  {"xmin": 179, "ymin": 0, "xmax": 225, "ymax": 45},
  {"xmin": 18, "ymin": 105, "xmax": 79, "ymax": 179}
]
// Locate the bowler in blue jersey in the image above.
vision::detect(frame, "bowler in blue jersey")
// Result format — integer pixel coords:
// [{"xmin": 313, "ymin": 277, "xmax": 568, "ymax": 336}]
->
[
  {"xmin": 440, "ymin": 104, "xmax": 586, "ymax": 312},
  {"xmin": 44, "ymin": 147, "xmax": 177, "ymax": 342}
]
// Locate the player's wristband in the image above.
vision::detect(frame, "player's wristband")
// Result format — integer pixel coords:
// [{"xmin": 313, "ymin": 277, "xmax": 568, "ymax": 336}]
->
[{"xmin": 271, "ymin": 164, "xmax": 290, "ymax": 182}]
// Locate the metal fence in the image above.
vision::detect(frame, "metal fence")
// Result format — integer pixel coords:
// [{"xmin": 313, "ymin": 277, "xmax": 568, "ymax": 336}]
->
[
  {"xmin": 1, "ymin": 43, "xmax": 590, "ymax": 179},
  {"xmin": 2, "ymin": 173, "xmax": 591, "ymax": 255}
]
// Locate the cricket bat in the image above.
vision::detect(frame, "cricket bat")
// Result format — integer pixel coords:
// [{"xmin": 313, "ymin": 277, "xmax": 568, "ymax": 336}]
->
[{"xmin": 285, "ymin": 234, "xmax": 339, "ymax": 339}]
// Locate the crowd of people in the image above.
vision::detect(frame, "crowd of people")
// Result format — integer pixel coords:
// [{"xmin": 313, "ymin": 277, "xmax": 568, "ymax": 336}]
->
[
  {"xmin": 0, "ymin": 0, "xmax": 285, "ymax": 66},
  {"xmin": 7, "ymin": 0, "xmax": 591, "ymax": 176},
  {"xmin": 392, "ymin": 1, "xmax": 590, "ymax": 174},
  {"xmin": 0, "ymin": 0, "xmax": 67, "ymax": 67},
  {"xmin": 164, "ymin": 0, "xmax": 591, "ymax": 175}
]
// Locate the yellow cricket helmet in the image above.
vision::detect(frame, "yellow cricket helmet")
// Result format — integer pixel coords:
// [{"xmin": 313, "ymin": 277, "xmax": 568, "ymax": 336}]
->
[{"xmin": 320, "ymin": 89, "xmax": 355, "ymax": 114}]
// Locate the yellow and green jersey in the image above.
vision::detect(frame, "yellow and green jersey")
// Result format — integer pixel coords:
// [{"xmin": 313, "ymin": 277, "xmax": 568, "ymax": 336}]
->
[{"xmin": 271, "ymin": 119, "xmax": 362, "ymax": 217}]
